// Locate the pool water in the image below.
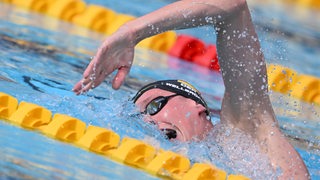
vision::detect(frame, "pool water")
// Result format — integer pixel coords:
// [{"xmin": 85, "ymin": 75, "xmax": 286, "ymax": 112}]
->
[{"xmin": 0, "ymin": 1, "xmax": 319, "ymax": 179}]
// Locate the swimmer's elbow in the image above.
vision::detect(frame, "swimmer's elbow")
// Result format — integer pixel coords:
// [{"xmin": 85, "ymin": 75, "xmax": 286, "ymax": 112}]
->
[
  {"xmin": 266, "ymin": 129, "xmax": 310, "ymax": 180},
  {"xmin": 280, "ymin": 166, "xmax": 310, "ymax": 180},
  {"xmin": 279, "ymin": 154, "xmax": 310, "ymax": 180}
]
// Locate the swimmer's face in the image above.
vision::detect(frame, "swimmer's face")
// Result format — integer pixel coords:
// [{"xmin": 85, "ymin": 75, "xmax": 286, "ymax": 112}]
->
[{"xmin": 135, "ymin": 89, "xmax": 213, "ymax": 141}]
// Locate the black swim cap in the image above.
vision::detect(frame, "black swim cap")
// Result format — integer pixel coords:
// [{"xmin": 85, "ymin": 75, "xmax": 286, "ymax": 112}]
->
[{"xmin": 132, "ymin": 80, "xmax": 210, "ymax": 115}]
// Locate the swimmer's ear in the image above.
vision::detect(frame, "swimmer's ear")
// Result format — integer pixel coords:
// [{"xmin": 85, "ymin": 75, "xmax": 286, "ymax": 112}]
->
[{"xmin": 112, "ymin": 66, "xmax": 130, "ymax": 90}]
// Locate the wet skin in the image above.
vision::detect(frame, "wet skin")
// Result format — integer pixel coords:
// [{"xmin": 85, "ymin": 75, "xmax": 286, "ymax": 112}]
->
[{"xmin": 135, "ymin": 88, "xmax": 213, "ymax": 141}]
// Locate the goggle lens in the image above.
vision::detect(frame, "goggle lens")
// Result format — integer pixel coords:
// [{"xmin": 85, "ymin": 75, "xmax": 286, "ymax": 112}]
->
[
  {"xmin": 144, "ymin": 94, "xmax": 178, "ymax": 115},
  {"xmin": 146, "ymin": 98, "xmax": 165, "ymax": 115}
]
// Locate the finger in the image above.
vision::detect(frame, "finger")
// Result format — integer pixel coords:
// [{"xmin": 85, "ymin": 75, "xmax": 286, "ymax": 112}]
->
[
  {"xmin": 112, "ymin": 66, "xmax": 130, "ymax": 90},
  {"xmin": 84, "ymin": 47, "xmax": 106, "ymax": 77},
  {"xmin": 83, "ymin": 60, "xmax": 96, "ymax": 79},
  {"xmin": 72, "ymin": 81, "xmax": 83, "ymax": 94},
  {"xmin": 81, "ymin": 81, "xmax": 94, "ymax": 93},
  {"xmin": 84, "ymin": 58, "xmax": 110, "ymax": 85},
  {"xmin": 72, "ymin": 81, "xmax": 86, "ymax": 95},
  {"xmin": 73, "ymin": 60, "xmax": 96, "ymax": 95},
  {"xmin": 72, "ymin": 77, "xmax": 95, "ymax": 95}
]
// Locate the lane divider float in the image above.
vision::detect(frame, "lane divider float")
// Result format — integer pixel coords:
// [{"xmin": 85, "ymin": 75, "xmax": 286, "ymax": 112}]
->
[
  {"xmin": 284, "ymin": 0, "xmax": 320, "ymax": 9},
  {"xmin": 72, "ymin": 5, "xmax": 116, "ymax": 33},
  {"xmin": 46, "ymin": 0, "xmax": 86, "ymax": 21},
  {"xmin": 168, "ymin": 35, "xmax": 220, "ymax": 71},
  {"xmin": 267, "ymin": 64, "xmax": 320, "ymax": 105},
  {"xmin": 0, "ymin": 92, "xmax": 249, "ymax": 180}
]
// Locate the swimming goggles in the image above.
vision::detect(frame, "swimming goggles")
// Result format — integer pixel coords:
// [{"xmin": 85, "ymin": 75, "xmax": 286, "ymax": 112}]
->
[
  {"xmin": 143, "ymin": 94, "xmax": 179, "ymax": 115},
  {"xmin": 132, "ymin": 80, "xmax": 210, "ymax": 116}
]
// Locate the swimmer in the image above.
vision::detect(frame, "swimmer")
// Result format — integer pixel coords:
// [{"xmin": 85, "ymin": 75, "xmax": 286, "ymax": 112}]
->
[{"xmin": 73, "ymin": 0, "xmax": 309, "ymax": 179}]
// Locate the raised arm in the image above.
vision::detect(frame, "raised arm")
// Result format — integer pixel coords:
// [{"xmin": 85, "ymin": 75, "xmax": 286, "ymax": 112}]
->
[
  {"xmin": 215, "ymin": 3, "xmax": 309, "ymax": 179},
  {"xmin": 72, "ymin": 0, "xmax": 246, "ymax": 94}
]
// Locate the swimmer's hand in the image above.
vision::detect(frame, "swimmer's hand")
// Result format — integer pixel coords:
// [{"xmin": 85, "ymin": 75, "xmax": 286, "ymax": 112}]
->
[{"xmin": 73, "ymin": 28, "xmax": 135, "ymax": 95}]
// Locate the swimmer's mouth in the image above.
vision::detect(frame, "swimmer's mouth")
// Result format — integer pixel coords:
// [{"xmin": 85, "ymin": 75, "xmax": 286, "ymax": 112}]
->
[
  {"xmin": 149, "ymin": 121, "xmax": 184, "ymax": 140},
  {"xmin": 161, "ymin": 129, "xmax": 177, "ymax": 139}
]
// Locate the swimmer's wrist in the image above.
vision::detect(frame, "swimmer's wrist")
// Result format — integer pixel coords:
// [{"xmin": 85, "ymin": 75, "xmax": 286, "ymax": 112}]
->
[
  {"xmin": 117, "ymin": 22, "xmax": 142, "ymax": 45},
  {"xmin": 123, "ymin": 19, "xmax": 162, "ymax": 44}
]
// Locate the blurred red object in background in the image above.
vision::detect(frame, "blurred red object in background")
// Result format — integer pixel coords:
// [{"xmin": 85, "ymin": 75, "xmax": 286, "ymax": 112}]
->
[{"xmin": 169, "ymin": 35, "xmax": 220, "ymax": 71}]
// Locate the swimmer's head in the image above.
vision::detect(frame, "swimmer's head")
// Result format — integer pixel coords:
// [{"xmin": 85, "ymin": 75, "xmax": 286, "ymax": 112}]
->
[{"xmin": 132, "ymin": 80, "xmax": 213, "ymax": 141}]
